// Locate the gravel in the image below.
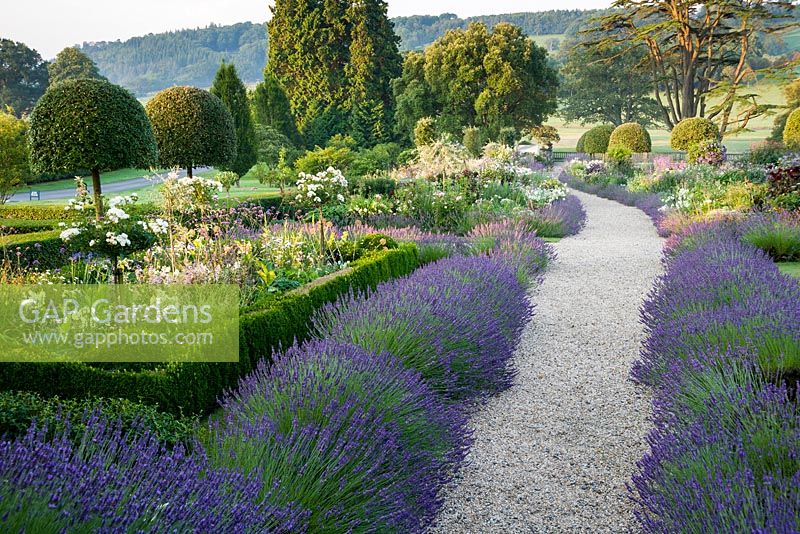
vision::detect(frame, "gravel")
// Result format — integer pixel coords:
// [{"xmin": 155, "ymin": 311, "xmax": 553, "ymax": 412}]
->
[{"xmin": 431, "ymin": 190, "xmax": 663, "ymax": 533}]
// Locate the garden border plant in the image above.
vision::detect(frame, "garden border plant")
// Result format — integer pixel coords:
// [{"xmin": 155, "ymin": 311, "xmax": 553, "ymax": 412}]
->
[{"xmin": 0, "ymin": 244, "xmax": 419, "ymax": 416}]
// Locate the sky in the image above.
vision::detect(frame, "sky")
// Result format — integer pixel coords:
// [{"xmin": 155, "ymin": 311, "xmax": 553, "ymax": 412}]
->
[{"xmin": 2, "ymin": 0, "xmax": 612, "ymax": 59}]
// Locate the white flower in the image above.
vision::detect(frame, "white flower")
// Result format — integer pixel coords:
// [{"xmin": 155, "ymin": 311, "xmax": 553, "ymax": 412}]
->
[
  {"xmin": 337, "ymin": 194, "xmax": 345, "ymax": 202},
  {"xmin": 89, "ymin": 240, "xmax": 96, "ymax": 246},
  {"xmin": 106, "ymin": 207, "xmax": 130, "ymax": 223},
  {"xmin": 59, "ymin": 227, "xmax": 81, "ymax": 241}
]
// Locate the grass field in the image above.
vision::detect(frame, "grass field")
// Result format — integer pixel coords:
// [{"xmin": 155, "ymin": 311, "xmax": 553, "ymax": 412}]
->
[
  {"xmin": 778, "ymin": 262, "xmax": 800, "ymax": 279},
  {"xmin": 25, "ymin": 168, "xmax": 164, "ymax": 193},
  {"xmin": 549, "ymin": 78, "xmax": 786, "ymax": 153}
]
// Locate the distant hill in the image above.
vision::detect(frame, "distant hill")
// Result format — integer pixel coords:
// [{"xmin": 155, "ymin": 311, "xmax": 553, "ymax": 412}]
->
[
  {"xmin": 80, "ymin": 22, "xmax": 267, "ymax": 96},
  {"xmin": 76, "ymin": 10, "xmax": 597, "ymax": 97}
]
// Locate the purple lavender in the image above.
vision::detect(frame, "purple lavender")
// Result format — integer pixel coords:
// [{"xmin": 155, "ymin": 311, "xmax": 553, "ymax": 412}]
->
[
  {"xmin": 312, "ymin": 255, "xmax": 532, "ymax": 401},
  {"xmin": 210, "ymin": 339, "xmax": 471, "ymax": 533},
  {"xmin": 0, "ymin": 413, "xmax": 306, "ymax": 533}
]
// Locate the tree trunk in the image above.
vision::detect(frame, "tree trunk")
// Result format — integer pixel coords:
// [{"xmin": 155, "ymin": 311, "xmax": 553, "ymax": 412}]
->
[
  {"xmin": 187, "ymin": 165, "xmax": 193, "ymax": 178},
  {"xmin": 91, "ymin": 168, "xmax": 103, "ymax": 221}
]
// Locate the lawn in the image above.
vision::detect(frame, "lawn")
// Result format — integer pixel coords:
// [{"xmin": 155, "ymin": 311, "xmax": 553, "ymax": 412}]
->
[
  {"xmin": 549, "ymin": 78, "xmax": 785, "ymax": 153},
  {"xmin": 23, "ymin": 168, "xmax": 164, "ymax": 193},
  {"xmin": 778, "ymin": 262, "xmax": 800, "ymax": 279}
]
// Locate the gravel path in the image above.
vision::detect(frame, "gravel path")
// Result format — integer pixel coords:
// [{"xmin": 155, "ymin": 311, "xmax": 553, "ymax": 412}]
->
[{"xmin": 432, "ymin": 190, "xmax": 663, "ymax": 533}]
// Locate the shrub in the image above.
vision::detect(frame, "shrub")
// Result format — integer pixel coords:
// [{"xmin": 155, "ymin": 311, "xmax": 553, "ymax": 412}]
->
[
  {"xmin": 294, "ymin": 145, "xmax": 354, "ymax": 175},
  {"xmin": 583, "ymin": 125, "xmax": 615, "ymax": 154},
  {"xmin": 741, "ymin": 214, "xmax": 800, "ymax": 261},
  {"xmin": 608, "ymin": 122, "xmax": 651, "ymax": 153},
  {"xmin": 28, "ymin": 79, "xmax": 157, "ymax": 219},
  {"xmin": 0, "ymin": 111, "xmax": 30, "ymax": 204},
  {"xmin": 0, "ymin": 413, "xmax": 304, "ymax": 532},
  {"xmin": 688, "ymin": 139, "xmax": 726, "ymax": 165},
  {"xmin": 498, "ymin": 127, "xmax": 517, "ymax": 146},
  {"xmin": 0, "ymin": 245, "xmax": 419, "ymax": 416},
  {"xmin": 670, "ymin": 117, "xmax": 720, "ymax": 151},
  {"xmin": 414, "ymin": 117, "xmax": 436, "ymax": 147},
  {"xmin": 0, "ymin": 391, "xmax": 197, "ymax": 445},
  {"xmin": 145, "ymin": 86, "xmax": 236, "ymax": 176},
  {"xmin": 313, "ymin": 255, "xmax": 532, "ymax": 401},
  {"xmin": 747, "ymin": 141, "xmax": 786, "ymax": 166},
  {"xmin": 766, "ymin": 154, "xmax": 800, "ymax": 209},
  {"xmin": 463, "ymin": 126, "xmax": 483, "ymax": 157},
  {"xmin": 783, "ymin": 108, "xmax": 800, "ymax": 150},
  {"xmin": 209, "ymin": 339, "xmax": 470, "ymax": 531}
]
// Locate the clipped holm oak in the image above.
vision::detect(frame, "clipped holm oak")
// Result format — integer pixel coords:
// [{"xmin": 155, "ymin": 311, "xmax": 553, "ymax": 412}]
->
[
  {"xmin": 583, "ymin": 124, "xmax": 615, "ymax": 155},
  {"xmin": 28, "ymin": 79, "xmax": 157, "ymax": 219},
  {"xmin": 608, "ymin": 122, "xmax": 651, "ymax": 153},
  {"xmin": 670, "ymin": 117, "xmax": 720, "ymax": 151},
  {"xmin": 145, "ymin": 86, "xmax": 236, "ymax": 177}
]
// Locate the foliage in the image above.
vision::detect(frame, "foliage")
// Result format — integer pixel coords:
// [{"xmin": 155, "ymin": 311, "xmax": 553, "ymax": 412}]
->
[
  {"xmin": 28, "ymin": 79, "xmax": 157, "ymax": 218},
  {"xmin": 0, "ymin": 245, "xmax": 420, "ymax": 416},
  {"xmin": 423, "ymin": 23, "xmax": 558, "ymax": 138},
  {"xmin": 747, "ymin": 141, "xmax": 786, "ymax": 166},
  {"xmin": 608, "ymin": 122, "xmax": 651, "ymax": 153},
  {"xmin": 527, "ymin": 125, "xmax": 560, "ymax": 148},
  {"xmin": 687, "ymin": 140, "xmax": 726, "ymax": 166},
  {"xmin": 784, "ymin": 108, "xmax": 800, "ymax": 150},
  {"xmin": 47, "ymin": 47, "xmax": 105, "ymax": 85},
  {"xmin": 0, "ymin": 39, "xmax": 48, "ymax": 117},
  {"xmin": 559, "ymin": 37, "xmax": 661, "ymax": 127},
  {"xmin": 0, "ymin": 412, "xmax": 303, "ymax": 532},
  {"xmin": 766, "ymin": 154, "xmax": 800, "ymax": 209},
  {"xmin": 267, "ymin": 0, "xmax": 401, "ymax": 145},
  {"xmin": 145, "ymin": 86, "xmax": 236, "ymax": 174},
  {"xmin": 590, "ymin": 0, "xmax": 796, "ymax": 134},
  {"xmin": 294, "ymin": 146, "xmax": 354, "ymax": 175},
  {"xmin": 414, "ymin": 117, "xmax": 437, "ymax": 147},
  {"xmin": 0, "ymin": 111, "xmax": 30, "ymax": 203},
  {"xmin": 253, "ymin": 124, "xmax": 296, "ymax": 166},
  {"xmin": 770, "ymin": 78, "xmax": 800, "ymax": 141},
  {"xmin": 463, "ymin": 126, "xmax": 483, "ymax": 157},
  {"xmin": 0, "ymin": 391, "xmax": 196, "ymax": 445},
  {"xmin": 210, "ymin": 338, "xmax": 468, "ymax": 531},
  {"xmin": 670, "ymin": 117, "xmax": 720, "ymax": 151},
  {"xmin": 392, "ymin": 52, "xmax": 436, "ymax": 144},
  {"xmin": 313, "ymin": 254, "xmax": 535, "ymax": 400},
  {"xmin": 210, "ymin": 63, "xmax": 257, "ymax": 176},
  {"xmin": 293, "ymin": 167, "xmax": 349, "ymax": 208},
  {"xmin": 575, "ymin": 131, "xmax": 587, "ymax": 152},
  {"xmin": 80, "ymin": 22, "xmax": 267, "ymax": 96},
  {"xmin": 583, "ymin": 124, "xmax": 614, "ymax": 154},
  {"xmin": 250, "ymin": 72, "xmax": 301, "ymax": 145}
]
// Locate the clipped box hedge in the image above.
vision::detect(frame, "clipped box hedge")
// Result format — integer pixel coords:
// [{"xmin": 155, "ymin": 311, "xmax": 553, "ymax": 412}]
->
[
  {"xmin": 0, "ymin": 243, "xmax": 419, "ymax": 416},
  {"xmin": 0, "ymin": 230, "xmax": 66, "ymax": 269}
]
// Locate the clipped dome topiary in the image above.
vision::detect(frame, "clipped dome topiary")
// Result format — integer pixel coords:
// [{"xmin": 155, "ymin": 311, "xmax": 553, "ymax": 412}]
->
[
  {"xmin": 784, "ymin": 108, "xmax": 800, "ymax": 150},
  {"xmin": 670, "ymin": 117, "xmax": 720, "ymax": 151},
  {"xmin": 145, "ymin": 86, "xmax": 236, "ymax": 177},
  {"xmin": 583, "ymin": 125, "xmax": 615, "ymax": 154},
  {"xmin": 28, "ymin": 78, "xmax": 157, "ymax": 219},
  {"xmin": 608, "ymin": 122, "xmax": 651, "ymax": 153},
  {"xmin": 576, "ymin": 131, "xmax": 587, "ymax": 153}
]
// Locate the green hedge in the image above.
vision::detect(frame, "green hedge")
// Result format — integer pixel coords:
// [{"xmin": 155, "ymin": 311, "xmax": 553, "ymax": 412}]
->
[
  {"xmin": 0, "ymin": 230, "xmax": 65, "ymax": 269},
  {"xmin": 0, "ymin": 205, "xmax": 78, "ymax": 221},
  {"xmin": 0, "ymin": 219, "xmax": 59, "ymax": 234},
  {"xmin": 0, "ymin": 244, "xmax": 419, "ymax": 416}
]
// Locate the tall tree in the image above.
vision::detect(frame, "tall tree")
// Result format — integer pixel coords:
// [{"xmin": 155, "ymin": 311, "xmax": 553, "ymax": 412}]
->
[
  {"xmin": 266, "ymin": 0, "xmax": 401, "ymax": 146},
  {"xmin": 559, "ymin": 37, "xmax": 661, "ymax": 126},
  {"xmin": 48, "ymin": 47, "xmax": 106, "ymax": 85},
  {"xmin": 392, "ymin": 51, "xmax": 436, "ymax": 144},
  {"xmin": 250, "ymin": 72, "xmax": 301, "ymax": 144},
  {"xmin": 591, "ymin": 0, "xmax": 796, "ymax": 135},
  {"xmin": 211, "ymin": 62, "xmax": 257, "ymax": 175},
  {"xmin": 346, "ymin": 0, "xmax": 402, "ymax": 146},
  {"xmin": 421, "ymin": 22, "xmax": 558, "ymax": 138},
  {"xmin": 0, "ymin": 39, "xmax": 48, "ymax": 117}
]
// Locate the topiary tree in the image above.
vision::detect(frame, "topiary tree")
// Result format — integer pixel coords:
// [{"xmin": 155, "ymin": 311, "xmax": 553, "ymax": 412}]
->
[
  {"xmin": 210, "ymin": 63, "xmax": 257, "ymax": 176},
  {"xmin": 583, "ymin": 125, "xmax": 615, "ymax": 154},
  {"xmin": 608, "ymin": 122, "xmax": 651, "ymax": 153},
  {"xmin": 576, "ymin": 131, "xmax": 588, "ymax": 153},
  {"xmin": 670, "ymin": 117, "xmax": 720, "ymax": 151},
  {"xmin": 783, "ymin": 108, "xmax": 800, "ymax": 150},
  {"xmin": 28, "ymin": 78, "xmax": 157, "ymax": 219},
  {"xmin": 145, "ymin": 86, "xmax": 236, "ymax": 179}
]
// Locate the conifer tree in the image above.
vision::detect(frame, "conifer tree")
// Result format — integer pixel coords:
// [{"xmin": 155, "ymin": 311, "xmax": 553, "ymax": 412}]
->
[
  {"xmin": 250, "ymin": 72, "xmax": 301, "ymax": 145},
  {"xmin": 211, "ymin": 62, "xmax": 257, "ymax": 175}
]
